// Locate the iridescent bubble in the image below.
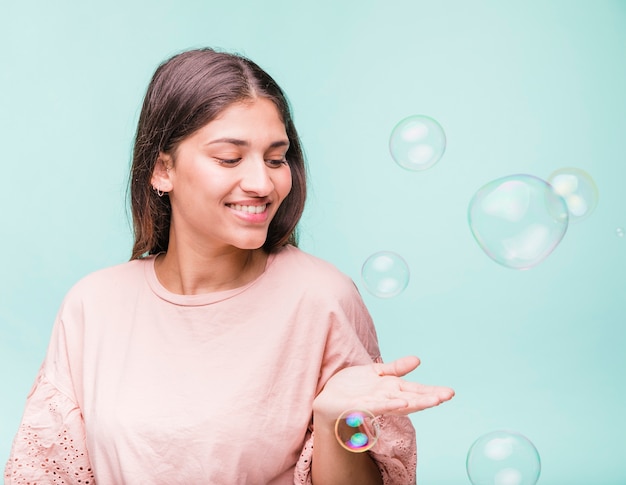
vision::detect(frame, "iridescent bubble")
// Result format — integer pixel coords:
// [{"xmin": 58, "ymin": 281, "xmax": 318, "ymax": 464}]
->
[
  {"xmin": 547, "ymin": 167, "xmax": 599, "ymax": 222},
  {"xmin": 467, "ymin": 430, "xmax": 541, "ymax": 485},
  {"xmin": 361, "ymin": 251, "xmax": 410, "ymax": 298},
  {"xmin": 389, "ymin": 115, "xmax": 446, "ymax": 171},
  {"xmin": 468, "ymin": 174, "xmax": 569, "ymax": 270},
  {"xmin": 335, "ymin": 409, "xmax": 380, "ymax": 452}
]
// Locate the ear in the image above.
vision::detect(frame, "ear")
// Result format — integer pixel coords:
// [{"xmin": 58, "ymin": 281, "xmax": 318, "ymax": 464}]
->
[{"xmin": 150, "ymin": 153, "xmax": 174, "ymax": 193}]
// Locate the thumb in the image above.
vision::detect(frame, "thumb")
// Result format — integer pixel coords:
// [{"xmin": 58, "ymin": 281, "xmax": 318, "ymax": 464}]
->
[{"xmin": 375, "ymin": 355, "xmax": 420, "ymax": 377}]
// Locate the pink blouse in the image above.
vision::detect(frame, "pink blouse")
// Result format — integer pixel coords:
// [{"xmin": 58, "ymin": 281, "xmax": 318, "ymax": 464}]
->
[{"xmin": 5, "ymin": 245, "xmax": 417, "ymax": 484}]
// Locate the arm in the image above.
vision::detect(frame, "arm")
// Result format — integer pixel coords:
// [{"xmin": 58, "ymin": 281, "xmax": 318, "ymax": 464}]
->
[
  {"xmin": 292, "ymin": 269, "xmax": 452, "ymax": 484},
  {"xmin": 5, "ymin": 303, "xmax": 95, "ymax": 485},
  {"xmin": 310, "ymin": 356, "xmax": 454, "ymax": 485},
  {"xmin": 4, "ymin": 368, "xmax": 96, "ymax": 484},
  {"xmin": 311, "ymin": 412, "xmax": 383, "ymax": 485}
]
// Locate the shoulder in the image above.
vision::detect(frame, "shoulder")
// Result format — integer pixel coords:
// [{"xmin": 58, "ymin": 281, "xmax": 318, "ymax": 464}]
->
[
  {"xmin": 268, "ymin": 245, "xmax": 365, "ymax": 307},
  {"xmin": 271, "ymin": 245, "xmax": 356, "ymax": 291},
  {"xmin": 271, "ymin": 248, "xmax": 381, "ymax": 361},
  {"xmin": 60, "ymin": 258, "xmax": 148, "ymax": 310},
  {"xmin": 71, "ymin": 258, "xmax": 146, "ymax": 292}
]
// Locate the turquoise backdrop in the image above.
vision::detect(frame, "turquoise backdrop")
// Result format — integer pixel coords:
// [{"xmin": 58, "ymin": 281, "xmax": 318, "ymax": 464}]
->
[{"xmin": 1, "ymin": 1, "xmax": 625, "ymax": 483}]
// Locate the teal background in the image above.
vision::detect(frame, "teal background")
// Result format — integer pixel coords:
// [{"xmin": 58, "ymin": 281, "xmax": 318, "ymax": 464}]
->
[{"xmin": 1, "ymin": 1, "xmax": 625, "ymax": 483}]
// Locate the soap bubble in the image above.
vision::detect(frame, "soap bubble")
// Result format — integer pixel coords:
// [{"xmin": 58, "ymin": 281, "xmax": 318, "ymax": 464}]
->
[
  {"xmin": 467, "ymin": 430, "xmax": 541, "ymax": 485},
  {"xmin": 335, "ymin": 409, "xmax": 380, "ymax": 452},
  {"xmin": 468, "ymin": 174, "xmax": 569, "ymax": 269},
  {"xmin": 547, "ymin": 167, "xmax": 598, "ymax": 222},
  {"xmin": 389, "ymin": 115, "xmax": 446, "ymax": 171},
  {"xmin": 361, "ymin": 251, "xmax": 410, "ymax": 298}
]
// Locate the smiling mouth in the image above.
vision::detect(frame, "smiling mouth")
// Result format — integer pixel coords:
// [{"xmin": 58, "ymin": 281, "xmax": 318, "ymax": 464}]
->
[{"xmin": 226, "ymin": 203, "xmax": 268, "ymax": 214}]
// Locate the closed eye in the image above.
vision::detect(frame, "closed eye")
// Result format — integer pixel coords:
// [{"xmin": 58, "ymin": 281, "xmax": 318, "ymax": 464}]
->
[
  {"xmin": 216, "ymin": 158, "xmax": 242, "ymax": 166},
  {"xmin": 265, "ymin": 159, "xmax": 288, "ymax": 168}
]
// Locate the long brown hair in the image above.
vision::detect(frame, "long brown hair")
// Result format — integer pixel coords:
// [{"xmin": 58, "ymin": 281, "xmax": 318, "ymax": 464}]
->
[{"xmin": 129, "ymin": 48, "xmax": 307, "ymax": 260}]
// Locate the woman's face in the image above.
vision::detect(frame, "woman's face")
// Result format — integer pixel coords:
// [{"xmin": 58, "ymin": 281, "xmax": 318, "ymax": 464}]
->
[{"xmin": 153, "ymin": 97, "xmax": 293, "ymax": 252}]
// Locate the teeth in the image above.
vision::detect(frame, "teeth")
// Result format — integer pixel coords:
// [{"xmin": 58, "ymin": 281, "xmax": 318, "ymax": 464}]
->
[{"xmin": 228, "ymin": 204, "xmax": 267, "ymax": 214}]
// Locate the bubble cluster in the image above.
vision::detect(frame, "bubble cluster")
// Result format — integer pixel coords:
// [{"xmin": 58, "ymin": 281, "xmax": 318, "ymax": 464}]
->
[
  {"xmin": 389, "ymin": 115, "xmax": 446, "ymax": 171},
  {"xmin": 335, "ymin": 409, "xmax": 380, "ymax": 452},
  {"xmin": 547, "ymin": 167, "xmax": 598, "ymax": 222},
  {"xmin": 467, "ymin": 430, "xmax": 541, "ymax": 485},
  {"xmin": 468, "ymin": 174, "xmax": 569, "ymax": 269},
  {"xmin": 361, "ymin": 251, "xmax": 410, "ymax": 298}
]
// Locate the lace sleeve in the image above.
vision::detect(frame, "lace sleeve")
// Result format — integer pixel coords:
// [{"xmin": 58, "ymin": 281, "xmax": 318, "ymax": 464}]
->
[
  {"xmin": 368, "ymin": 414, "xmax": 417, "ymax": 484},
  {"xmin": 293, "ymin": 415, "xmax": 417, "ymax": 485},
  {"xmin": 4, "ymin": 368, "xmax": 96, "ymax": 484},
  {"xmin": 293, "ymin": 430, "xmax": 314, "ymax": 485}
]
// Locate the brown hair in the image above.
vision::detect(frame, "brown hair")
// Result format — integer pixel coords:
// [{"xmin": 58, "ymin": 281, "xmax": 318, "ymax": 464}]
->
[{"xmin": 129, "ymin": 48, "xmax": 307, "ymax": 260}]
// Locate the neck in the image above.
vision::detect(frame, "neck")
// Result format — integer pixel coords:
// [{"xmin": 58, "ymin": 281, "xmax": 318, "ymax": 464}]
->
[{"xmin": 154, "ymin": 239, "xmax": 268, "ymax": 295}]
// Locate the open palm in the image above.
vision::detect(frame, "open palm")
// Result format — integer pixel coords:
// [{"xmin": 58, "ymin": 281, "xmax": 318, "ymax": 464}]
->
[{"xmin": 313, "ymin": 356, "xmax": 455, "ymax": 421}]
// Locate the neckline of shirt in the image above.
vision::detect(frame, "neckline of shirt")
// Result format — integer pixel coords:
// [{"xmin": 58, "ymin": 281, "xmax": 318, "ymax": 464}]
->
[{"xmin": 143, "ymin": 251, "xmax": 279, "ymax": 306}]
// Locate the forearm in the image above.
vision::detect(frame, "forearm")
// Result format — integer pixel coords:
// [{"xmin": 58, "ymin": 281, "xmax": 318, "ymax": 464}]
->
[{"xmin": 310, "ymin": 413, "xmax": 383, "ymax": 485}]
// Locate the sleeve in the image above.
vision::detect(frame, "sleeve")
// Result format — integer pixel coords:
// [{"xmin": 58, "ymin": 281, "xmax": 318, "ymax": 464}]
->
[
  {"xmin": 293, "ymin": 403, "xmax": 417, "ymax": 485},
  {"xmin": 293, "ymin": 278, "xmax": 418, "ymax": 485},
  {"xmin": 3, "ymin": 366, "xmax": 96, "ymax": 484}
]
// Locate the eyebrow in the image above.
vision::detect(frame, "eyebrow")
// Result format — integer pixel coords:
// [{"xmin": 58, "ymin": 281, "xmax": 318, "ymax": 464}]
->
[{"xmin": 206, "ymin": 138, "xmax": 290, "ymax": 149}]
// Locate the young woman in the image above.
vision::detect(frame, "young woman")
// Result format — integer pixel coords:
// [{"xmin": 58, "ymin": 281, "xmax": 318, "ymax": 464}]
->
[{"xmin": 4, "ymin": 48, "xmax": 454, "ymax": 484}]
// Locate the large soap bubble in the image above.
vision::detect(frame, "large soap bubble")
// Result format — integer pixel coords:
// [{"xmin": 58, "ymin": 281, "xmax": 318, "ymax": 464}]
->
[
  {"xmin": 468, "ymin": 174, "xmax": 569, "ymax": 269},
  {"xmin": 547, "ymin": 167, "xmax": 598, "ymax": 222},
  {"xmin": 467, "ymin": 430, "xmax": 541, "ymax": 485},
  {"xmin": 389, "ymin": 115, "xmax": 446, "ymax": 171}
]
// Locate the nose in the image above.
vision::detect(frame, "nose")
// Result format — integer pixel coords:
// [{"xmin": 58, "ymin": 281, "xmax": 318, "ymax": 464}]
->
[{"xmin": 239, "ymin": 157, "xmax": 274, "ymax": 196}]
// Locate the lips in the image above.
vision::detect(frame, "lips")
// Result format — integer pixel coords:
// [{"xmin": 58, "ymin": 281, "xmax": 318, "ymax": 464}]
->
[{"xmin": 226, "ymin": 203, "xmax": 268, "ymax": 214}]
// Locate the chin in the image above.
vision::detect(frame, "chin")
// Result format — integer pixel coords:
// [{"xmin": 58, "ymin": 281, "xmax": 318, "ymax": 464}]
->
[
  {"xmin": 233, "ymin": 238, "xmax": 267, "ymax": 251},
  {"xmin": 227, "ymin": 228, "xmax": 271, "ymax": 251}
]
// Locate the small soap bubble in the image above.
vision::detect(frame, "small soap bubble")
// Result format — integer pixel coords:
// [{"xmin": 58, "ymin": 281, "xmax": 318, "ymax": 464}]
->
[
  {"xmin": 547, "ymin": 167, "xmax": 598, "ymax": 222},
  {"xmin": 467, "ymin": 430, "xmax": 541, "ymax": 485},
  {"xmin": 335, "ymin": 409, "xmax": 380, "ymax": 452},
  {"xmin": 468, "ymin": 174, "xmax": 569, "ymax": 269},
  {"xmin": 361, "ymin": 251, "xmax": 410, "ymax": 298},
  {"xmin": 389, "ymin": 115, "xmax": 446, "ymax": 171}
]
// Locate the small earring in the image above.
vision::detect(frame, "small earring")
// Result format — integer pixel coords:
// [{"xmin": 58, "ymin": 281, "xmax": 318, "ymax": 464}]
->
[{"xmin": 153, "ymin": 186, "xmax": 164, "ymax": 197}]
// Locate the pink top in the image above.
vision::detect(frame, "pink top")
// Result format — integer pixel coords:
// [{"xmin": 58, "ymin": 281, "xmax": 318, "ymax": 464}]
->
[{"xmin": 5, "ymin": 245, "xmax": 417, "ymax": 484}]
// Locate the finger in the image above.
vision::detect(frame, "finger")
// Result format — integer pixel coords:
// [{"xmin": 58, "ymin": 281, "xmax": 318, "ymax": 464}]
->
[
  {"xmin": 363, "ymin": 398, "xmax": 410, "ymax": 416},
  {"xmin": 410, "ymin": 386, "xmax": 455, "ymax": 403},
  {"xmin": 403, "ymin": 385, "xmax": 455, "ymax": 407},
  {"xmin": 361, "ymin": 385, "xmax": 455, "ymax": 416},
  {"xmin": 399, "ymin": 381, "xmax": 455, "ymax": 401},
  {"xmin": 375, "ymin": 355, "xmax": 420, "ymax": 377},
  {"xmin": 384, "ymin": 389, "xmax": 454, "ymax": 415}
]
